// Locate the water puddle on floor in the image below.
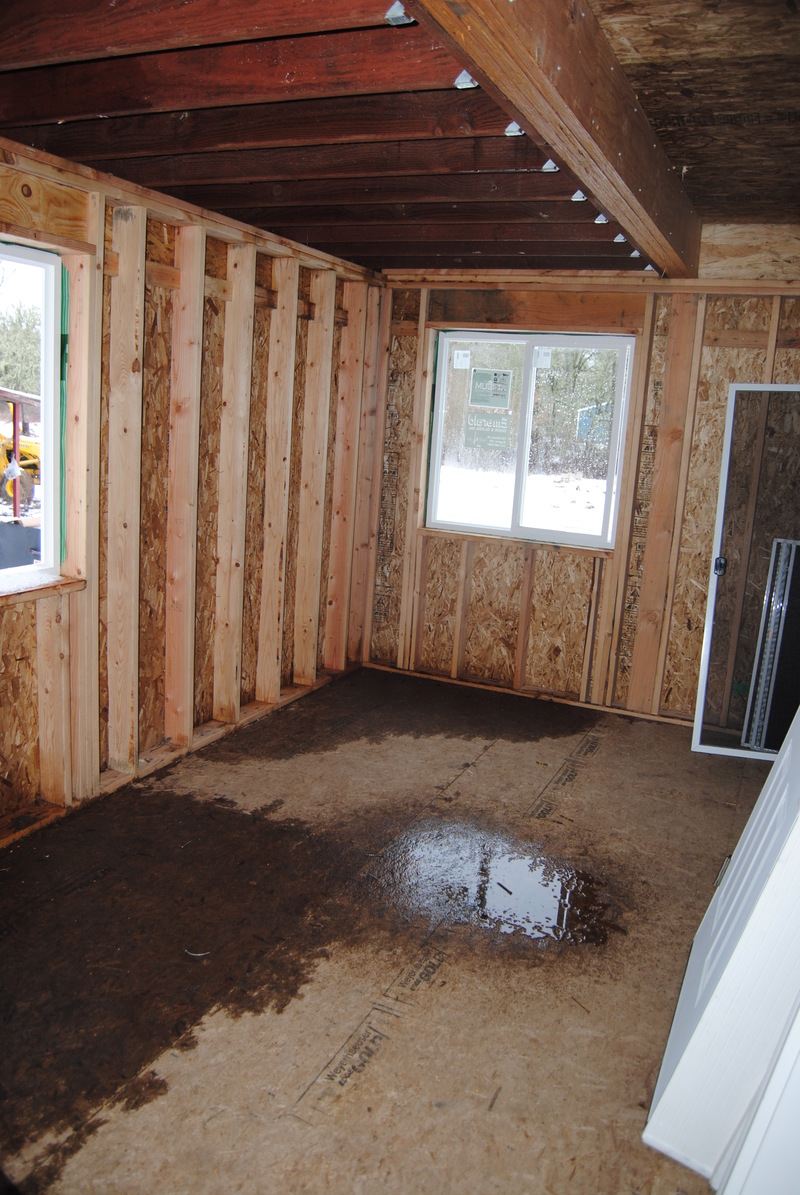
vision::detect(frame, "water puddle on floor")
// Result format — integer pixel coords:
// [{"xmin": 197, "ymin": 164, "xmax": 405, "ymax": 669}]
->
[{"xmin": 370, "ymin": 820, "xmax": 614, "ymax": 945}]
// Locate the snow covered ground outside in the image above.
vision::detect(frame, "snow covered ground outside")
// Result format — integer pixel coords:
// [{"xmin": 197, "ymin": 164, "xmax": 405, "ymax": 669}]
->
[{"xmin": 433, "ymin": 464, "xmax": 607, "ymax": 536}]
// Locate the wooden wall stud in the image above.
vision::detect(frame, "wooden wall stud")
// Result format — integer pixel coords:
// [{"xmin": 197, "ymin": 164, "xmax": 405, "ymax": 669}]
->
[{"xmin": 212, "ymin": 242, "xmax": 257, "ymax": 723}]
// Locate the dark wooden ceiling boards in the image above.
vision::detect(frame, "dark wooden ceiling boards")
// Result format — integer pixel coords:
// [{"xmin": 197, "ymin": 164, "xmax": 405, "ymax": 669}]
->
[
  {"xmin": 1, "ymin": 1, "xmax": 796, "ymax": 274},
  {"xmin": 592, "ymin": 0, "xmax": 800, "ymax": 224}
]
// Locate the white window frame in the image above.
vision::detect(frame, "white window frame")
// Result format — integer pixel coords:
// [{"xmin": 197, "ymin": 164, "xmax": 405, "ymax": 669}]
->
[
  {"xmin": 426, "ymin": 329, "xmax": 634, "ymax": 550},
  {"xmin": 0, "ymin": 241, "xmax": 62, "ymax": 594}
]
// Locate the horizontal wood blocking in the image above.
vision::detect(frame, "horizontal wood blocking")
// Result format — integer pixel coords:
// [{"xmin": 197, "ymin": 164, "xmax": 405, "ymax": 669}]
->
[
  {"xmin": 427, "ymin": 289, "xmax": 647, "ymax": 333},
  {"xmin": 0, "ymin": 161, "xmax": 90, "ymax": 246},
  {"xmin": 103, "ymin": 253, "xmax": 349, "ymax": 323}
]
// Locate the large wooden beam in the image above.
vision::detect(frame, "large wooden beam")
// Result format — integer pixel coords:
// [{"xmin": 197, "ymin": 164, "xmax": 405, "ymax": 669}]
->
[
  {"xmin": 3, "ymin": 92, "xmax": 510, "ymax": 163},
  {"xmin": 408, "ymin": 0, "xmax": 701, "ymax": 276},
  {"xmin": 92, "ymin": 137, "xmax": 549, "ymax": 189},
  {"xmin": 0, "ymin": 28, "xmax": 460, "ymax": 125},
  {"xmin": 1, "ymin": 0, "xmax": 388, "ymax": 70}
]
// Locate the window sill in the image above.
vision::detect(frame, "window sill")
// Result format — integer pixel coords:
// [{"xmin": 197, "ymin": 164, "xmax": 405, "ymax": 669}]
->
[
  {"xmin": 0, "ymin": 568, "xmax": 86, "ymax": 607},
  {"xmin": 420, "ymin": 526, "xmax": 614, "ymax": 558}
]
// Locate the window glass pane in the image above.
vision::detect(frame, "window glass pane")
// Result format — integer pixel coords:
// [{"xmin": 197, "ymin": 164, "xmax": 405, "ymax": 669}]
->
[
  {"xmin": 427, "ymin": 331, "xmax": 633, "ymax": 549},
  {"xmin": 432, "ymin": 337, "xmax": 527, "ymax": 531},
  {"xmin": 521, "ymin": 346, "xmax": 620, "ymax": 538},
  {"xmin": 0, "ymin": 245, "xmax": 57, "ymax": 576}
]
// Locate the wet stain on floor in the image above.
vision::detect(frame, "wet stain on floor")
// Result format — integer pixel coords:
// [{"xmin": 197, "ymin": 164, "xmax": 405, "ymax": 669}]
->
[
  {"xmin": 364, "ymin": 819, "xmax": 616, "ymax": 945},
  {"xmin": 0, "ymin": 789, "xmax": 374, "ymax": 1162},
  {"xmin": 200, "ymin": 668, "xmax": 600, "ymax": 765},
  {"xmin": 0, "ymin": 674, "xmax": 622, "ymax": 1186},
  {"xmin": 0, "ymin": 795, "xmax": 620, "ymax": 1173}
]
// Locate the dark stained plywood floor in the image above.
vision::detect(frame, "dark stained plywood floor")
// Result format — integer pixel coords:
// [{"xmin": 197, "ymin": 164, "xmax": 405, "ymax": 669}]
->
[{"xmin": 0, "ymin": 670, "xmax": 770, "ymax": 1193}]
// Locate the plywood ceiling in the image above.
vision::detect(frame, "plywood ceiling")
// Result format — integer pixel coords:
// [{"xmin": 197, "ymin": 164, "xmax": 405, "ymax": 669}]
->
[{"xmin": 0, "ymin": 0, "xmax": 797, "ymax": 276}]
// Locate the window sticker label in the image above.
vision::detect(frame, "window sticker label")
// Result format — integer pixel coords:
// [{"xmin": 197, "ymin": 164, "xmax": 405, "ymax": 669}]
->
[
  {"xmin": 453, "ymin": 350, "xmax": 471, "ymax": 369},
  {"xmin": 464, "ymin": 409, "xmax": 511, "ymax": 450},
  {"xmin": 469, "ymin": 368, "xmax": 512, "ymax": 408}
]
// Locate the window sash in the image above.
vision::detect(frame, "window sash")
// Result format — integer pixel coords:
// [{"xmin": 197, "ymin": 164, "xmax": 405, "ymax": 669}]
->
[
  {"xmin": 0, "ymin": 241, "xmax": 62, "ymax": 584},
  {"xmin": 426, "ymin": 330, "xmax": 634, "ymax": 550}
]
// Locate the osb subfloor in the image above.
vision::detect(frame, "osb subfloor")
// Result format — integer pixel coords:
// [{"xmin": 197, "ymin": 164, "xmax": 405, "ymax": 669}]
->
[{"xmin": 0, "ymin": 670, "xmax": 771, "ymax": 1194}]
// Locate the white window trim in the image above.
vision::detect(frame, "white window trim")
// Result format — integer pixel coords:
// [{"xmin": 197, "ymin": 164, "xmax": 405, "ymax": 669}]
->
[
  {"xmin": 0, "ymin": 241, "xmax": 62, "ymax": 591},
  {"xmin": 426, "ymin": 329, "xmax": 634, "ymax": 551}
]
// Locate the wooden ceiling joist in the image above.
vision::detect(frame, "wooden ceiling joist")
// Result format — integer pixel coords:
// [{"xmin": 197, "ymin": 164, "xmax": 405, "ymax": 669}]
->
[
  {"xmin": 175, "ymin": 172, "xmax": 582, "ymax": 212},
  {"xmin": 256, "ymin": 201, "xmax": 615, "ymax": 227},
  {"xmin": 0, "ymin": 0, "xmax": 391, "ymax": 69},
  {"xmin": 0, "ymin": 27, "xmax": 460, "ymax": 125},
  {"xmin": 92, "ymin": 138, "xmax": 552, "ymax": 189},
  {"xmin": 5, "ymin": 0, "xmax": 763, "ymax": 274},
  {"xmin": 408, "ymin": 0, "xmax": 702, "ymax": 276},
  {"xmin": 0, "ymin": 92, "xmax": 512, "ymax": 164},
  {"xmin": 312, "ymin": 240, "xmax": 638, "ymax": 260},
  {"xmin": 338, "ymin": 254, "xmax": 649, "ymax": 271},
  {"xmin": 272, "ymin": 221, "xmax": 632, "ymax": 245}
]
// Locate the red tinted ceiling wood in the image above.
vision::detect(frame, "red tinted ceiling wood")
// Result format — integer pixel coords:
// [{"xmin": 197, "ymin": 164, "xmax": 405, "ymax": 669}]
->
[
  {"xmin": 89, "ymin": 138, "xmax": 552, "ymax": 188},
  {"xmin": 0, "ymin": 92, "xmax": 511, "ymax": 163},
  {"xmin": 0, "ymin": 0, "xmax": 390, "ymax": 68},
  {"xmin": 0, "ymin": 1, "xmax": 663, "ymax": 274},
  {"xmin": 166, "ymin": 171, "xmax": 585, "ymax": 210},
  {"xmin": 0, "ymin": 27, "xmax": 461, "ymax": 124}
]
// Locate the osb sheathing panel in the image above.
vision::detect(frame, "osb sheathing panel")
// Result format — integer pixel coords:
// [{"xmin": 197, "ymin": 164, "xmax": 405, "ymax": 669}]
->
[
  {"xmin": 240, "ymin": 256, "xmax": 272, "ymax": 706},
  {"xmin": 281, "ymin": 279, "xmax": 310, "ymax": 688},
  {"xmin": 193, "ymin": 240, "xmax": 227, "ymax": 725},
  {"xmin": 145, "ymin": 219, "xmax": 175, "ymax": 268},
  {"xmin": 317, "ymin": 305, "xmax": 344, "ymax": 673},
  {"xmin": 730, "ymin": 392, "xmax": 800, "ymax": 727},
  {"xmin": 461, "ymin": 540, "xmax": 525, "ymax": 687},
  {"xmin": 524, "ymin": 551, "xmax": 594, "ymax": 698},
  {"xmin": 661, "ymin": 296, "xmax": 773, "ymax": 717},
  {"xmin": 98, "ymin": 205, "xmax": 113, "ymax": 770},
  {"xmin": 203, "ymin": 236, "xmax": 228, "ymax": 280},
  {"xmin": 615, "ymin": 296, "xmax": 671, "ymax": 708},
  {"xmin": 418, "ymin": 536, "xmax": 462, "ymax": 674},
  {"xmin": 706, "ymin": 297, "xmax": 774, "ymax": 339},
  {"xmin": 391, "ymin": 289, "xmax": 421, "ymax": 326},
  {"xmin": 138, "ymin": 277, "xmax": 172, "ymax": 754},
  {"xmin": 370, "ymin": 333, "xmax": 416, "ymax": 665},
  {"xmin": 0, "ymin": 604, "xmax": 39, "ymax": 815}
]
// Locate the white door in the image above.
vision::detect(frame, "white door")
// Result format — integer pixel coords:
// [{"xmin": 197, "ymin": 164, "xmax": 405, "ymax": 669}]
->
[{"xmin": 644, "ymin": 705, "xmax": 800, "ymax": 1183}]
